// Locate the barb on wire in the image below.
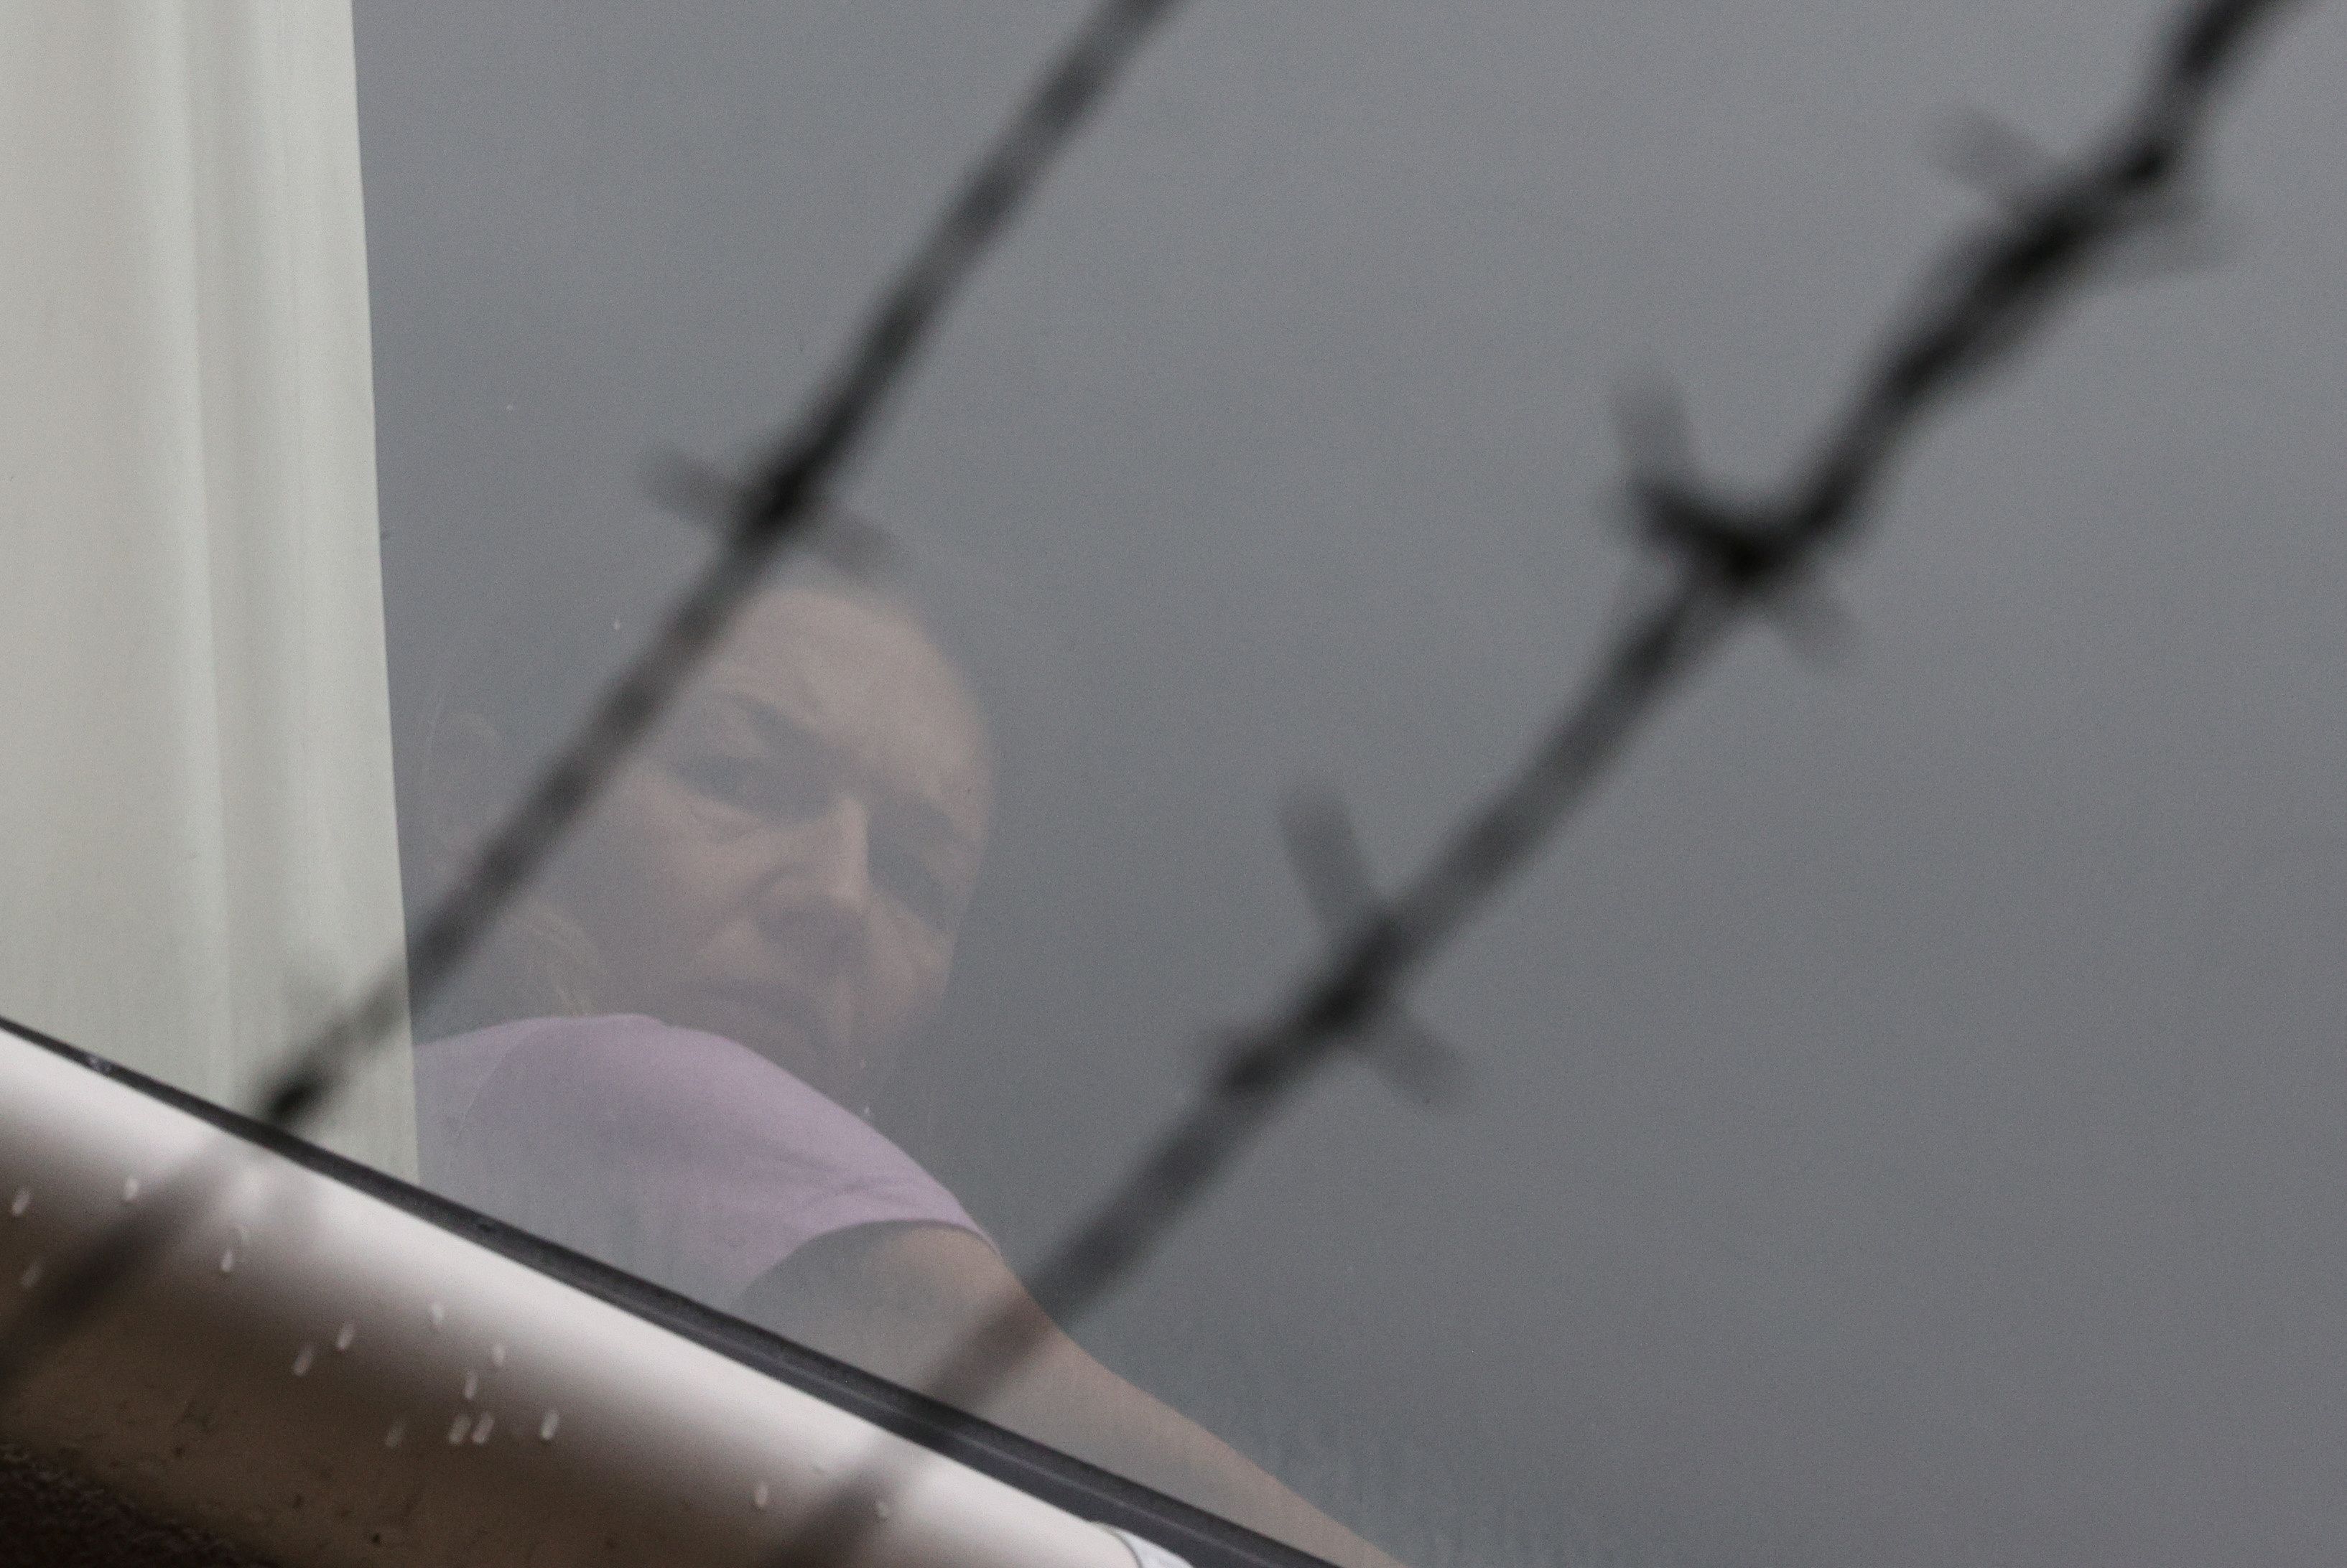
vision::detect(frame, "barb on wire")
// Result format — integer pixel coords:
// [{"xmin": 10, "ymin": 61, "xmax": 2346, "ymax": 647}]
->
[
  {"xmin": 0, "ymin": 0, "xmax": 1191, "ymax": 1400},
  {"xmin": 776, "ymin": 0, "xmax": 2302, "ymax": 1557},
  {"xmin": 1278, "ymin": 788, "xmax": 1466, "ymax": 1109}
]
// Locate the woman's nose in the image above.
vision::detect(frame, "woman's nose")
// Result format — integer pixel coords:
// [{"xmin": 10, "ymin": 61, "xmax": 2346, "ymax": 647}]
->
[{"xmin": 758, "ymin": 794, "xmax": 873, "ymax": 934}]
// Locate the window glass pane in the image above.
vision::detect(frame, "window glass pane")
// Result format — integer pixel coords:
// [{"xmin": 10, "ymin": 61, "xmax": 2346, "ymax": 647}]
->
[
  {"xmin": 14, "ymin": 3, "xmax": 2336, "ymax": 1565},
  {"xmin": 361, "ymin": 4, "xmax": 2347, "ymax": 1563}
]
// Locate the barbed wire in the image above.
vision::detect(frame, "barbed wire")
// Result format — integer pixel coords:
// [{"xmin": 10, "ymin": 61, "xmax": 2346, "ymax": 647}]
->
[
  {"xmin": 0, "ymin": 0, "xmax": 1192, "ymax": 1401},
  {"xmin": 772, "ymin": 0, "xmax": 2308, "ymax": 1559},
  {"xmin": 0, "ymin": 0, "xmax": 2308, "ymax": 1559}
]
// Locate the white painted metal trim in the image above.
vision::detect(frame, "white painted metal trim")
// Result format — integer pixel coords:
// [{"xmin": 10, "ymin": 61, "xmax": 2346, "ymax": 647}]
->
[{"xmin": 0, "ymin": 1024, "xmax": 1140, "ymax": 1567}]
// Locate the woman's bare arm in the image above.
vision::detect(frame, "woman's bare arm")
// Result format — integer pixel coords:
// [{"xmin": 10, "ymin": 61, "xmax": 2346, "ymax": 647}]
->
[{"xmin": 740, "ymin": 1224, "xmax": 1409, "ymax": 1568}]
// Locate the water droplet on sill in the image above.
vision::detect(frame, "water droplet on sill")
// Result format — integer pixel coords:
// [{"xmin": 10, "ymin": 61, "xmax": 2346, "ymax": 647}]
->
[
  {"xmin": 538, "ymin": 1410, "xmax": 560, "ymax": 1442},
  {"xmin": 383, "ymin": 1420, "xmax": 406, "ymax": 1449},
  {"xmin": 335, "ymin": 1321, "xmax": 355, "ymax": 1352},
  {"xmin": 446, "ymin": 1415, "xmax": 472, "ymax": 1445},
  {"xmin": 291, "ymin": 1344, "xmax": 315, "ymax": 1376},
  {"xmin": 462, "ymin": 1370, "xmax": 479, "ymax": 1401},
  {"xmin": 753, "ymin": 1483, "xmax": 770, "ymax": 1510},
  {"xmin": 19, "ymin": 1259, "xmax": 42, "ymax": 1290},
  {"xmin": 470, "ymin": 1412, "xmax": 495, "ymax": 1444},
  {"xmin": 120, "ymin": 1177, "xmax": 139, "ymax": 1203},
  {"xmin": 8, "ymin": 1188, "xmax": 28, "ymax": 1218},
  {"xmin": 218, "ymin": 1249, "xmax": 236, "ymax": 1275},
  {"xmin": 489, "ymin": 1341, "xmax": 507, "ymax": 1368},
  {"xmin": 427, "ymin": 1302, "xmax": 446, "ymax": 1330}
]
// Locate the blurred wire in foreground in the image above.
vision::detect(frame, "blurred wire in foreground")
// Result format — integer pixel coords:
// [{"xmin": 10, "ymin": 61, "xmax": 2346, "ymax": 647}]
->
[
  {"xmin": 0, "ymin": 0, "xmax": 1190, "ymax": 1401},
  {"xmin": 779, "ymin": 0, "xmax": 2305, "ymax": 1557}
]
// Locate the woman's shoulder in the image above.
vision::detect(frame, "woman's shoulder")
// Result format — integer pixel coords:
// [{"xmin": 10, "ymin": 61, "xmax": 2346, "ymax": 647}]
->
[
  {"xmin": 413, "ymin": 1014, "xmax": 982, "ymax": 1306},
  {"xmin": 421, "ymin": 1010, "xmax": 770, "ymax": 1078},
  {"xmin": 422, "ymin": 1012, "xmax": 832, "ymax": 1128}
]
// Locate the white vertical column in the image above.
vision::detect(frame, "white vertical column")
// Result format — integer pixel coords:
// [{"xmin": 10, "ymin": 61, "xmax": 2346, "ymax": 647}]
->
[{"xmin": 0, "ymin": 2, "xmax": 413, "ymax": 1175}]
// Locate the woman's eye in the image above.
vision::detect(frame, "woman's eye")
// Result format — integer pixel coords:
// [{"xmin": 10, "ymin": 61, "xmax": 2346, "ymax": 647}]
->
[
  {"xmin": 679, "ymin": 757, "xmax": 758, "ymax": 810},
  {"xmin": 677, "ymin": 754, "xmax": 832, "ymax": 820}
]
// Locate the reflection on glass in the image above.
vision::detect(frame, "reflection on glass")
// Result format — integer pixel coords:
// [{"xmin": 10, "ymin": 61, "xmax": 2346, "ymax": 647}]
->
[{"xmin": 410, "ymin": 552, "xmax": 1403, "ymax": 1567}]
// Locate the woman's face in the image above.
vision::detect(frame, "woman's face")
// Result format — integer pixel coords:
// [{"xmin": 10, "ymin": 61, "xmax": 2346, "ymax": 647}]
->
[{"xmin": 559, "ymin": 583, "xmax": 995, "ymax": 1106}]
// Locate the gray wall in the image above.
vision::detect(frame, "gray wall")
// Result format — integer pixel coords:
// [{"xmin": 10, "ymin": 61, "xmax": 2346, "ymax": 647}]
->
[{"xmin": 356, "ymin": 3, "xmax": 2347, "ymax": 1562}]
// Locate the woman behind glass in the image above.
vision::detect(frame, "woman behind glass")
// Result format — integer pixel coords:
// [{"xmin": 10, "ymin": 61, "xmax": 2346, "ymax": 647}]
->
[{"xmin": 411, "ymin": 536, "xmax": 1408, "ymax": 1568}]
